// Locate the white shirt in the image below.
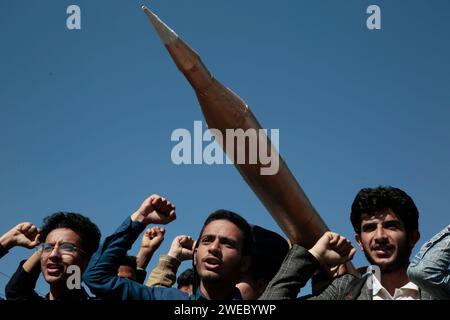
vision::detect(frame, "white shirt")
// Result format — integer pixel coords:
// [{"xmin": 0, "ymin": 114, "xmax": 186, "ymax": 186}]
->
[{"xmin": 372, "ymin": 275, "xmax": 421, "ymax": 300}]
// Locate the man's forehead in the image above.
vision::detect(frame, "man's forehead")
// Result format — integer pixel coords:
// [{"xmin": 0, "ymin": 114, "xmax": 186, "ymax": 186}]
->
[
  {"xmin": 360, "ymin": 209, "xmax": 401, "ymax": 223},
  {"xmin": 45, "ymin": 227, "xmax": 82, "ymax": 243},
  {"xmin": 201, "ymin": 219, "xmax": 243, "ymax": 239}
]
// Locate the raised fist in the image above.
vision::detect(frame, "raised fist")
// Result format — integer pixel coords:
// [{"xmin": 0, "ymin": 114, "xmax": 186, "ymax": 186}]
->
[
  {"xmin": 131, "ymin": 194, "xmax": 176, "ymax": 226},
  {"xmin": 141, "ymin": 226, "xmax": 165, "ymax": 251},
  {"xmin": 0, "ymin": 222, "xmax": 40, "ymax": 250},
  {"xmin": 308, "ymin": 231, "xmax": 356, "ymax": 275},
  {"xmin": 168, "ymin": 235, "xmax": 195, "ymax": 261}
]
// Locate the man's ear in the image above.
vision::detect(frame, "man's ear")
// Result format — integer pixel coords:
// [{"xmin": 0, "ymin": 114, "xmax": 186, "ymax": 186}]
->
[
  {"xmin": 193, "ymin": 247, "xmax": 197, "ymax": 266},
  {"xmin": 408, "ymin": 230, "xmax": 420, "ymax": 248},
  {"xmin": 240, "ymin": 255, "xmax": 251, "ymax": 273},
  {"xmin": 355, "ymin": 233, "xmax": 364, "ymax": 251}
]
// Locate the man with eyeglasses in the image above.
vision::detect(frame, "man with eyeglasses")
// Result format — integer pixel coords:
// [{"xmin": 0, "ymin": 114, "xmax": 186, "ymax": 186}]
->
[{"xmin": 5, "ymin": 212, "xmax": 101, "ymax": 300}]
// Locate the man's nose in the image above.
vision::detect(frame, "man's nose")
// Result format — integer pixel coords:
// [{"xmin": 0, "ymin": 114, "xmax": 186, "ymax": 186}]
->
[
  {"xmin": 48, "ymin": 244, "xmax": 61, "ymax": 258},
  {"xmin": 374, "ymin": 226, "xmax": 388, "ymax": 242},
  {"xmin": 208, "ymin": 238, "xmax": 221, "ymax": 256}
]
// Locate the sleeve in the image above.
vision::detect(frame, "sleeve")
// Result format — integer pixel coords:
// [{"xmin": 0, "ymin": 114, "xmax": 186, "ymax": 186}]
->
[
  {"xmin": 259, "ymin": 244, "xmax": 319, "ymax": 300},
  {"xmin": 307, "ymin": 274, "xmax": 357, "ymax": 300},
  {"xmin": 5, "ymin": 260, "xmax": 42, "ymax": 300},
  {"xmin": 82, "ymin": 217, "xmax": 189, "ymax": 300},
  {"xmin": 135, "ymin": 268, "xmax": 147, "ymax": 284},
  {"xmin": 0, "ymin": 245, "xmax": 8, "ymax": 260},
  {"xmin": 407, "ymin": 225, "xmax": 450, "ymax": 300},
  {"xmin": 146, "ymin": 254, "xmax": 180, "ymax": 288}
]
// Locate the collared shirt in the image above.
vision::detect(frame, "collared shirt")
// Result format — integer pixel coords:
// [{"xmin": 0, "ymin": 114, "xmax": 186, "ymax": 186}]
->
[{"xmin": 372, "ymin": 275, "xmax": 420, "ymax": 300}]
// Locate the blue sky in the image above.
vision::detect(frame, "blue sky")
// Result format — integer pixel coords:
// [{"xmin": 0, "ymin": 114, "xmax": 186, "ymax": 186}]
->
[{"xmin": 1, "ymin": 0, "xmax": 449, "ymax": 297}]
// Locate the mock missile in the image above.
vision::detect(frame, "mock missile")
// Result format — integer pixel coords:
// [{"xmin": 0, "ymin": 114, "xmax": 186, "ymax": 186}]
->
[{"xmin": 142, "ymin": 6, "xmax": 328, "ymax": 249}]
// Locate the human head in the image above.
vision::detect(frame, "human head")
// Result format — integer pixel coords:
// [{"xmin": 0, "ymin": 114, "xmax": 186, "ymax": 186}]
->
[
  {"xmin": 194, "ymin": 210, "xmax": 252, "ymax": 297},
  {"xmin": 39, "ymin": 212, "xmax": 101, "ymax": 288},
  {"xmin": 177, "ymin": 268, "xmax": 194, "ymax": 295},
  {"xmin": 236, "ymin": 225, "xmax": 289, "ymax": 299},
  {"xmin": 117, "ymin": 255, "xmax": 138, "ymax": 281},
  {"xmin": 350, "ymin": 186, "xmax": 420, "ymax": 272}
]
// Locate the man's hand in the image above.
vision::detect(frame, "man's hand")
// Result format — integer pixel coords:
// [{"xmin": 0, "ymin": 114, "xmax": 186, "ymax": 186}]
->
[
  {"xmin": 136, "ymin": 226, "xmax": 166, "ymax": 270},
  {"xmin": 168, "ymin": 235, "xmax": 195, "ymax": 261},
  {"xmin": 308, "ymin": 232, "xmax": 356, "ymax": 275},
  {"xmin": 0, "ymin": 222, "xmax": 40, "ymax": 250},
  {"xmin": 131, "ymin": 194, "xmax": 176, "ymax": 226},
  {"xmin": 140, "ymin": 226, "xmax": 165, "ymax": 251}
]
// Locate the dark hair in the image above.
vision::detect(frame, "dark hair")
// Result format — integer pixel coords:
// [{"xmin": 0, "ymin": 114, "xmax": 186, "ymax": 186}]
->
[
  {"xmin": 350, "ymin": 186, "xmax": 419, "ymax": 234},
  {"xmin": 197, "ymin": 209, "xmax": 252, "ymax": 256},
  {"xmin": 120, "ymin": 255, "xmax": 137, "ymax": 270},
  {"xmin": 39, "ymin": 212, "xmax": 101, "ymax": 257},
  {"xmin": 177, "ymin": 268, "xmax": 194, "ymax": 289},
  {"xmin": 249, "ymin": 225, "xmax": 289, "ymax": 282}
]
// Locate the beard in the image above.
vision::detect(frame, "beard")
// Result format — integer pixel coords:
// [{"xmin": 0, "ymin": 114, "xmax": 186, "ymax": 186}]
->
[
  {"xmin": 362, "ymin": 237, "xmax": 412, "ymax": 273},
  {"xmin": 197, "ymin": 261, "xmax": 241, "ymax": 286}
]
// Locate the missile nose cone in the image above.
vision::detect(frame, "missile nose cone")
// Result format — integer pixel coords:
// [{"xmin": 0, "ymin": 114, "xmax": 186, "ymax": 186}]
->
[{"xmin": 142, "ymin": 5, "xmax": 178, "ymax": 45}]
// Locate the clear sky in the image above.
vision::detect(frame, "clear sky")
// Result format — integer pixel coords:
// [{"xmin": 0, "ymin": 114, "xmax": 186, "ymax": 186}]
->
[{"xmin": 1, "ymin": 0, "xmax": 449, "ymax": 298}]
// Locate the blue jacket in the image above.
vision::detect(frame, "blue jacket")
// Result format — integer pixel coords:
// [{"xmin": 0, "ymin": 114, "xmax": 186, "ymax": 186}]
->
[
  {"xmin": 83, "ymin": 217, "xmax": 189, "ymax": 300},
  {"xmin": 83, "ymin": 217, "xmax": 242, "ymax": 300}
]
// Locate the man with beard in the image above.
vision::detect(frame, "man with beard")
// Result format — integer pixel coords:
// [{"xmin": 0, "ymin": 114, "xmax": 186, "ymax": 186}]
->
[
  {"xmin": 145, "ymin": 224, "xmax": 289, "ymax": 300},
  {"xmin": 260, "ymin": 186, "xmax": 432, "ymax": 300},
  {"xmin": 349, "ymin": 186, "xmax": 423, "ymax": 299},
  {"xmin": 83, "ymin": 194, "xmax": 251, "ymax": 300},
  {"xmin": 5, "ymin": 212, "xmax": 101, "ymax": 300}
]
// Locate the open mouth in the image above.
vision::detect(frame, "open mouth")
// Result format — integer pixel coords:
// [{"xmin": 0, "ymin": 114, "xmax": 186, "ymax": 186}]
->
[
  {"xmin": 46, "ymin": 263, "xmax": 64, "ymax": 275},
  {"xmin": 203, "ymin": 257, "xmax": 222, "ymax": 270},
  {"xmin": 372, "ymin": 245, "xmax": 393, "ymax": 257}
]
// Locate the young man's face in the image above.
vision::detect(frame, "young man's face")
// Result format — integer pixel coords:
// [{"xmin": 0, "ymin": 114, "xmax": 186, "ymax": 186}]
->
[
  {"xmin": 355, "ymin": 210, "xmax": 419, "ymax": 272},
  {"xmin": 195, "ymin": 219, "xmax": 248, "ymax": 287},
  {"xmin": 40, "ymin": 228, "xmax": 88, "ymax": 286}
]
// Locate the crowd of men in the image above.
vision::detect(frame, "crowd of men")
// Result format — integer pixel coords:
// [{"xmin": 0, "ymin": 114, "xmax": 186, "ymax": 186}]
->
[{"xmin": 0, "ymin": 186, "xmax": 448, "ymax": 300}]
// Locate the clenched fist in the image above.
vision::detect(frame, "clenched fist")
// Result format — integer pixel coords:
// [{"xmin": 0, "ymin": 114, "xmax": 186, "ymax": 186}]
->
[
  {"xmin": 308, "ymin": 231, "xmax": 356, "ymax": 275},
  {"xmin": 168, "ymin": 235, "xmax": 195, "ymax": 261},
  {"xmin": 0, "ymin": 222, "xmax": 40, "ymax": 250},
  {"xmin": 131, "ymin": 194, "xmax": 176, "ymax": 226},
  {"xmin": 141, "ymin": 226, "xmax": 166, "ymax": 251}
]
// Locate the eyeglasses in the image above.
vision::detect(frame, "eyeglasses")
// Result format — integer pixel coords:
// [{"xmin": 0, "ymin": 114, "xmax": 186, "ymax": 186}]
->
[{"xmin": 40, "ymin": 242, "xmax": 86, "ymax": 255}]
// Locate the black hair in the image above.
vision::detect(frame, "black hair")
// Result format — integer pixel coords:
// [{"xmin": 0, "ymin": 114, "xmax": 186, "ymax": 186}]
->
[
  {"xmin": 196, "ymin": 209, "xmax": 252, "ymax": 256},
  {"xmin": 39, "ymin": 212, "xmax": 101, "ymax": 257},
  {"xmin": 177, "ymin": 268, "xmax": 194, "ymax": 289},
  {"xmin": 350, "ymin": 186, "xmax": 419, "ymax": 234}
]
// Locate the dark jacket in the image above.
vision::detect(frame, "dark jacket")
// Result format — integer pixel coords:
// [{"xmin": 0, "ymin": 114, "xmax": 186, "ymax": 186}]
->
[
  {"xmin": 0, "ymin": 245, "xmax": 8, "ymax": 260},
  {"xmin": 260, "ymin": 244, "xmax": 432, "ymax": 300}
]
